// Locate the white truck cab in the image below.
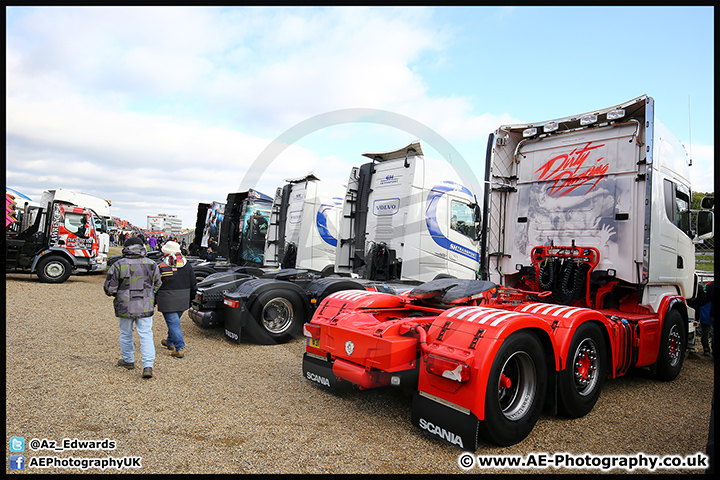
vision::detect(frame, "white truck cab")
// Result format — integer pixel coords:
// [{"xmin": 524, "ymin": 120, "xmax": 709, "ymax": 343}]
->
[
  {"xmin": 483, "ymin": 94, "xmax": 713, "ymax": 314},
  {"xmin": 39, "ymin": 188, "xmax": 112, "ymax": 271},
  {"xmin": 336, "ymin": 141, "xmax": 481, "ymax": 282},
  {"xmin": 264, "ymin": 173, "xmax": 345, "ymax": 274}
]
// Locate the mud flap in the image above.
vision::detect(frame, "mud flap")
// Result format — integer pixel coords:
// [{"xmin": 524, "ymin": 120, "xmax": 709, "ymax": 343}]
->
[
  {"xmin": 236, "ymin": 308, "xmax": 277, "ymax": 345},
  {"xmin": 302, "ymin": 353, "xmax": 339, "ymax": 389},
  {"xmin": 411, "ymin": 391, "xmax": 479, "ymax": 451},
  {"xmin": 223, "ymin": 301, "xmax": 251, "ymax": 344},
  {"xmin": 223, "ymin": 293, "xmax": 279, "ymax": 345}
]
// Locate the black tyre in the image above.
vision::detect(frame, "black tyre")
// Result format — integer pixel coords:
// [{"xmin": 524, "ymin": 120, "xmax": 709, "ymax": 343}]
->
[
  {"xmin": 654, "ymin": 309, "xmax": 686, "ymax": 381},
  {"xmin": 479, "ymin": 331, "xmax": 547, "ymax": 446},
  {"xmin": 250, "ymin": 289, "xmax": 305, "ymax": 343},
  {"xmin": 36, "ymin": 255, "xmax": 72, "ymax": 283},
  {"xmin": 558, "ymin": 323, "xmax": 606, "ymax": 418},
  {"xmin": 316, "ymin": 282, "xmax": 365, "ymax": 306}
]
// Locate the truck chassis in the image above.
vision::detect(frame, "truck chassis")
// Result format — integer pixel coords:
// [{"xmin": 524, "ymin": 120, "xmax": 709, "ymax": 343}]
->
[{"xmin": 302, "ymin": 243, "xmax": 688, "ymax": 449}]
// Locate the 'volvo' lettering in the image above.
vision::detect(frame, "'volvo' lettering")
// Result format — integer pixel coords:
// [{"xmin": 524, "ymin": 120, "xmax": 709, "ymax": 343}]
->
[{"xmin": 373, "ymin": 198, "xmax": 400, "ymax": 216}]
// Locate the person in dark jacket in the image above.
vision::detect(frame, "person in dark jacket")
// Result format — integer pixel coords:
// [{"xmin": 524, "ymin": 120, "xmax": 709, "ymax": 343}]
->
[
  {"xmin": 156, "ymin": 241, "xmax": 197, "ymax": 358},
  {"xmin": 705, "ymin": 281, "xmax": 714, "ymax": 357},
  {"xmin": 104, "ymin": 236, "xmax": 161, "ymax": 379}
]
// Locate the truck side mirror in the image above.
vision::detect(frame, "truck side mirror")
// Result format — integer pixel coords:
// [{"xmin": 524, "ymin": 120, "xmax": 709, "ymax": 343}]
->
[
  {"xmin": 701, "ymin": 196, "xmax": 715, "ymax": 209},
  {"xmin": 473, "ymin": 204, "xmax": 482, "ymax": 241},
  {"xmin": 695, "ymin": 210, "xmax": 714, "ymax": 242}
]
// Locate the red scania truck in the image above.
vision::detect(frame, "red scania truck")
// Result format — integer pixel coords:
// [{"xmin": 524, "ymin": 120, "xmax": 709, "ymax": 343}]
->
[{"xmin": 301, "ymin": 95, "xmax": 714, "ymax": 449}]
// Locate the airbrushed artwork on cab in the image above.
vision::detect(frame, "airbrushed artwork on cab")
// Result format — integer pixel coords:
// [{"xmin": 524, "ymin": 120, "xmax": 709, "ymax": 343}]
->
[
  {"xmin": 511, "ymin": 123, "xmax": 640, "ymax": 279},
  {"xmin": 241, "ymin": 204, "xmax": 270, "ymax": 264},
  {"xmin": 49, "ymin": 203, "xmax": 98, "ymax": 258},
  {"xmin": 201, "ymin": 201, "xmax": 225, "ymax": 248}
]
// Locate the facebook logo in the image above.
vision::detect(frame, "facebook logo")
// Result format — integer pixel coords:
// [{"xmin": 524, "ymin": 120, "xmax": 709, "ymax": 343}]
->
[
  {"xmin": 10, "ymin": 454, "xmax": 25, "ymax": 470},
  {"xmin": 9, "ymin": 436, "xmax": 25, "ymax": 452}
]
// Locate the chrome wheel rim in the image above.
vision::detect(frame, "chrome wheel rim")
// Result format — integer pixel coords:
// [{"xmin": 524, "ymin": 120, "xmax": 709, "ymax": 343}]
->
[
  {"xmin": 497, "ymin": 351, "xmax": 537, "ymax": 421},
  {"xmin": 573, "ymin": 338, "xmax": 599, "ymax": 396},
  {"xmin": 667, "ymin": 324, "xmax": 681, "ymax": 367},
  {"xmin": 45, "ymin": 262, "xmax": 65, "ymax": 279},
  {"xmin": 261, "ymin": 298, "xmax": 294, "ymax": 334}
]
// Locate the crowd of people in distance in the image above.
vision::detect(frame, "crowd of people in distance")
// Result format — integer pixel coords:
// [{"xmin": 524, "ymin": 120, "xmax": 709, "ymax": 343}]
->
[{"xmin": 110, "ymin": 232, "xmax": 189, "ymax": 256}]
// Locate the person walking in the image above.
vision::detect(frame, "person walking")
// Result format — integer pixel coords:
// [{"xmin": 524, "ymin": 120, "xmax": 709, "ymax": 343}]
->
[
  {"xmin": 148, "ymin": 235, "xmax": 158, "ymax": 252},
  {"xmin": 156, "ymin": 241, "xmax": 197, "ymax": 359},
  {"xmin": 104, "ymin": 236, "xmax": 161, "ymax": 379},
  {"xmin": 702, "ymin": 280, "xmax": 714, "ymax": 358}
]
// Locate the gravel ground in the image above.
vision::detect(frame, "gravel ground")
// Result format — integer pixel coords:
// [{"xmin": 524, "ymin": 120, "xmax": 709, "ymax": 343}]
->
[{"xmin": 5, "ymin": 270, "xmax": 715, "ymax": 475}]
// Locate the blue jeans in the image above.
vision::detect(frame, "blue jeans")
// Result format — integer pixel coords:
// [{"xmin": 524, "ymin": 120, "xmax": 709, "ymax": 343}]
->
[
  {"xmin": 162, "ymin": 311, "xmax": 185, "ymax": 351},
  {"xmin": 118, "ymin": 316, "xmax": 155, "ymax": 368}
]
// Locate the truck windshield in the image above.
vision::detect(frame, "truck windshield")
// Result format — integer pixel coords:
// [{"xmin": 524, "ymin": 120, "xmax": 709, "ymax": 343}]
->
[{"xmin": 450, "ymin": 200, "xmax": 476, "ymax": 240}]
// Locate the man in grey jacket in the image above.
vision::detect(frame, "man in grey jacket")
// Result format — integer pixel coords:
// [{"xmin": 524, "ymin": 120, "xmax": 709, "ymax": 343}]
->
[{"xmin": 104, "ymin": 236, "xmax": 162, "ymax": 378}]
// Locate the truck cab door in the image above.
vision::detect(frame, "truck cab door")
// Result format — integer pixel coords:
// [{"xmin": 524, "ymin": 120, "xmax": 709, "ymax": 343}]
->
[
  {"xmin": 447, "ymin": 197, "xmax": 480, "ymax": 266},
  {"xmin": 652, "ymin": 178, "xmax": 694, "ymax": 295},
  {"xmin": 53, "ymin": 204, "xmax": 98, "ymax": 257}
]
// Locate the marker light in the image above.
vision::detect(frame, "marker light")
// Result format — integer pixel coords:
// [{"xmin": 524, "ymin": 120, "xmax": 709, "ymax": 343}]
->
[
  {"xmin": 522, "ymin": 127, "xmax": 537, "ymax": 138},
  {"xmin": 543, "ymin": 121, "xmax": 559, "ymax": 133},
  {"xmin": 224, "ymin": 298, "xmax": 240, "ymax": 309},
  {"xmin": 607, "ymin": 108, "xmax": 625, "ymax": 120},
  {"xmin": 580, "ymin": 114, "xmax": 598, "ymax": 125}
]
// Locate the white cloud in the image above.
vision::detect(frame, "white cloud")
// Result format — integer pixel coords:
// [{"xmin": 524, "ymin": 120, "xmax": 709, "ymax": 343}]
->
[{"xmin": 6, "ymin": 6, "xmax": 713, "ymax": 230}]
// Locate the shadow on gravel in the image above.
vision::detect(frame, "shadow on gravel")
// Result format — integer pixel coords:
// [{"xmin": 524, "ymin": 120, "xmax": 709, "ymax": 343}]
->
[
  {"xmin": 6, "ymin": 272, "xmax": 107, "ymax": 284},
  {"xmin": 6, "ymin": 273, "xmax": 43, "ymax": 283}
]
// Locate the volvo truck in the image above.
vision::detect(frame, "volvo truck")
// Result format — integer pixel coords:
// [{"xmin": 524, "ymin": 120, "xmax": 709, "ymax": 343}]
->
[
  {"xmin": 192, "ymin": 142, "xmax": 482, "ymax": 345},
  {"xmin": 189, "ymin": 189, "xmax": 274, "ymax": 280},
  {"xmin": 189, "ymin": 174, "xmax": 352, "ymax": 339}
]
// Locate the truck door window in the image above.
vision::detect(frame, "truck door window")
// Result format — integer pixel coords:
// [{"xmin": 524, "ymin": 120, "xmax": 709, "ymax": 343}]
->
[
  {"xmin": 450, "ymin": 200, "xmax": 476, "ymax": 240},
  {"xmin": 93, "ymin": 215, "xmax": 107, "ymax": 234},
  {"xmin": 663, "ymin": 179, "xmax": 692, "ymax": 238},
  {"xmin": 65, "ymin": 212, "xmax": 88, "ymax": 237}
]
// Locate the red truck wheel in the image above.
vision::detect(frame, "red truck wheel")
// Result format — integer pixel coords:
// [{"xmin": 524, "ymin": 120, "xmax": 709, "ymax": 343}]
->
[
  {"xmin": 36, "ymin": 255, "xmax": 72, "ymax": 283},
  {"xmin": 558, "ymin": 322, "xmax": 606, "ymax": 418},
  {"xmin": 480, "ymin": 331, "xmax": 547, "ymax": 446}
]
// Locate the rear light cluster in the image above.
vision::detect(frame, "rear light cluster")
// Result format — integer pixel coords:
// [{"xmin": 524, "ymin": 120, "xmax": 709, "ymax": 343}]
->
[
  {"xmin": 303, "ymin": 323, "xmax": 321, "ymax": 339},
  {"xmin": 223, "ymin": 298, "xmax": 240, "ymax": 309},
  {"xmin": 425, "ymin": 354, "xmax": 471, "ymax": 383}
]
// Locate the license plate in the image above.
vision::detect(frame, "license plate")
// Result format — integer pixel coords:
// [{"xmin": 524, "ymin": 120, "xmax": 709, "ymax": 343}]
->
[{"xmin": 307, "ymin": 337, "xmax": 320, "ymax": 349}]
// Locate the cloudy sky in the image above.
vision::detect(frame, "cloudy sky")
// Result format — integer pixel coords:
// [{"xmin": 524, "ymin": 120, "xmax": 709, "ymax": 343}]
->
[{"xmin": 6, "ymin": 6, "xmax": 714, "ymax": 229}]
